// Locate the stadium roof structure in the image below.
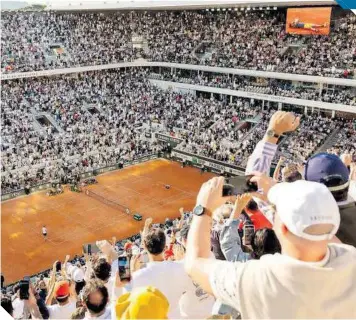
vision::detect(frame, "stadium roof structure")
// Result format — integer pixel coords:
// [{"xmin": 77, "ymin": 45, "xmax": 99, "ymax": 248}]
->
[{"xmin": 45, "ymin": 0, "xmax": 337, "ymax": 11}]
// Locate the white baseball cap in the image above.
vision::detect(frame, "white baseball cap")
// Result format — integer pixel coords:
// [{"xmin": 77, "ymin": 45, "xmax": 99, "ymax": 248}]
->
[
  {"xmin": 268, "ymin": 180, "xmax": 340, "ymax": 241},
  {"xmin": 72, "ymin": 267, "xmax": 85, "ymax": 282}
]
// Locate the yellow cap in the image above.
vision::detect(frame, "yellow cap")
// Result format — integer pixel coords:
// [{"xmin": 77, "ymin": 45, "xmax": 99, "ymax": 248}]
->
[{"xmin": 116, "ymin": 286, "xmax": 169, "ymax": 319}]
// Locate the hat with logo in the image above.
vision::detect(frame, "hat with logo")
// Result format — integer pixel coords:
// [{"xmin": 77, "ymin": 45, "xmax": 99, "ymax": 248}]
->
[
  {"xmin": 115, "ymin": 286, "xmax": 169, "ymax": 319},
  {"xmin": 268, "ymin": 180, "xmax": 340, "ymax": 241}
]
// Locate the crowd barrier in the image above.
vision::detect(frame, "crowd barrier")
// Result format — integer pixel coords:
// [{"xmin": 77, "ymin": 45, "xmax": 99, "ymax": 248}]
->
[
  {"xmin": 2, "ymin": 61, "xmax": 355, "ymax": 87},
  {"xmin": 149, "ymin": 79, "xmax": 356, "ymax": 114},
  {"xmin": 1, "ymin": 155, "xmax": 157, "ymax": 202}
]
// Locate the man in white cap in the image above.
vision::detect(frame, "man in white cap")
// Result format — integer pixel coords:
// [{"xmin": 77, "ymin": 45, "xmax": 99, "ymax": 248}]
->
[{"xmin": 185, "ymin": 176, "xmax": 356, "ymax": 319}]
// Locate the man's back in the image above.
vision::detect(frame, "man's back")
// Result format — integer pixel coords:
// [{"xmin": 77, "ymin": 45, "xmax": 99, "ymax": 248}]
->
[
  {"xmin": 131, "ymin": 261, "xmax": 191, "ymax": 319},
  {"xmin": 47, "ymin": 301, "xmax": 76, "ymax": 319},
  {"xmin": 211, "ymin": 244, "xmax": 356, "ymax": 319}
]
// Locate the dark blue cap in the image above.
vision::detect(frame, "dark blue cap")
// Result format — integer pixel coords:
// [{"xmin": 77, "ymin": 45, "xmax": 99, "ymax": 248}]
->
[{"xmin": 304, "ymin": 153, "xmax": 349, "ymax": 191}]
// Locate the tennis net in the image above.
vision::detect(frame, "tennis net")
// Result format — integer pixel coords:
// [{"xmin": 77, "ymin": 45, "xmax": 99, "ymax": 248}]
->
[{"xmin": 84, "ymin": 189, "xmax": 130, "ymax": 215}]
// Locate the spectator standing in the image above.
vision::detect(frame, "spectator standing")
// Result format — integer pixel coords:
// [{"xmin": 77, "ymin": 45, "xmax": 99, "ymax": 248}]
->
[
  {"xmin": 82, "ymin": 280, "xmax": 111, "ymax": 319},
  {"xmin": 304, "ymin": 153, "xmax": 356, "ymax": 246},
  {"xmin": 185, "ymin": 176, "xmax": 356, "ymax": 318},
  {"xmin": 46, "ymin": 281, "xmax": 76, "ymax": 319},
  {"xmin": 129, "ymin": 228, "xmax": 214, "ymax": 318}
]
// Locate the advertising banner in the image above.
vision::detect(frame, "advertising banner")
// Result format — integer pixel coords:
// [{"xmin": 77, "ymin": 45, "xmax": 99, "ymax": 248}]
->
[
  {"xmin": 155, "ymin": 133, "xmax": 183, "ymax": 147},
  {"xmin": 171, "ymin": 150, "xmax": 246, "ymax": 176}
]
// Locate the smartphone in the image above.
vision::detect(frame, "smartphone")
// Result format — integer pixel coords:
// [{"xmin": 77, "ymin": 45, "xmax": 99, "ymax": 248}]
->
[
  {"xmin": 55, "ymin": 261, "xmax": 62, "ymax": 272},
  {"xmin": 243, "ymin": 224, "xmax": 255, "ymax": 246},
  {"xmin": 19, "ymin": 278, "xmax": 30, "ymax": 300},
  {"xmin": 83, "ymin": 243, "xmax": 101, "ymax": 255},
  {"xmin": 222, "ymin": 176, "xmax": 247, "ymax": 197},
  {"xmin": 118, "ymin": 256, "xmax": 131, "ymax": 281},
  {"xmin": 244, "ymin": 175, "xmax": 258, "ymax": 193}
]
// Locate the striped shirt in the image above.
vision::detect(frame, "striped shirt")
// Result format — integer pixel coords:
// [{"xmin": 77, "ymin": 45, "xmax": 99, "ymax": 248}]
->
[{"xmin": 245, "ymin": 140, "xmax": 278, "ymax": 175}]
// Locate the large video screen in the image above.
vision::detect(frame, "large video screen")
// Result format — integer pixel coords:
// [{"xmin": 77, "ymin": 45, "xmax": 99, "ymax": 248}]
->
[{"xmin": 286, "ymin": 7, "xmax": 332, "ymax": 35}]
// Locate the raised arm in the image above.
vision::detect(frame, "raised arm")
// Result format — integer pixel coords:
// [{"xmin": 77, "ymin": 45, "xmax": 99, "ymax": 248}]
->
[
  {"xmin": 184, "ymin": 177, "xmax": 235, "ymax": 294},
  {"xmin": 246, "ymin": 111, "xmax": 300, "ymax": 176},
  {"xmin": 220, "ymin": 194, "xmax": 252, "ymax": 262},
  {"xmin": 273, "ymin": 156, "xmax": 285, "ymax": 181}
]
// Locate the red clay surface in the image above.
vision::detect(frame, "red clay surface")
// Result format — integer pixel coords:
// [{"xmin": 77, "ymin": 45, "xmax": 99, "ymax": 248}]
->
[
  {"xmin": 1, "ymin": 159, "xmax": 214, "ymax": 283},
  {"xmin": 286, "ymin": 7, "xmax": 331, "ymax": 35}
]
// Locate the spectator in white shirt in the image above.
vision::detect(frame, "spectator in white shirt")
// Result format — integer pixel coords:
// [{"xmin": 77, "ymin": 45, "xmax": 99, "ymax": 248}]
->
[
  {"xmin": 47, "ymin": 281, "xmax": 76, "ymax": 319},
  {"xmin": 185, "ymin": 176, "xmax": 356, "ymax": 318},
  {"xmin": 130, "ymin": 228, "xmax": 213, "ymax": 319},
  {"xmin": 82, "ymin": 280, "xmax": 111, "ymax": 319}
]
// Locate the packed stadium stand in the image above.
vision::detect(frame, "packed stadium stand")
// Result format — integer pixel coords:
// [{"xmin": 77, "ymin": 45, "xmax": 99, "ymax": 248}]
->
[
  {"xmin": 1, "ymin": 9, "xmax": 355, "ymax": 77},
  {"xmin": 1, "ymin": 2, "xmax": 356, "ymax": 320}
]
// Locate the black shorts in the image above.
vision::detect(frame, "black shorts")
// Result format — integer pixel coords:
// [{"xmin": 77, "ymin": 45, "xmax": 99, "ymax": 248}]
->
[{"xmin": 43, "ymin": 233, "xmax": 47, "ymax": 237}]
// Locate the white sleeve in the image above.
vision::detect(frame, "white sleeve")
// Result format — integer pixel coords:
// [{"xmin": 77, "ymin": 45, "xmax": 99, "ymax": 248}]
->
[{"xmin": 209, "ymin": 260, "xmax": 244, "ymax": 312}]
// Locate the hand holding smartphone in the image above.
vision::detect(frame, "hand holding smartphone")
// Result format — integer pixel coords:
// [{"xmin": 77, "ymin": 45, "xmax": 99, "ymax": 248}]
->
[
  {"xmin": 222, "ymin": 176, "xmax": 258, "ymax": 197},
  {"xmin": 118, "ymin": 256, "xmax": 131, "ymax": 281},
  {"xmin": 83, "ymin": 243, "xmax": 101, "ymax": 255},
  {"xmin": 19, "ymin": 277, "xmax": 30, "ymax": 300},
  {"xmin": 243, "ymin": 224, "xmax": 255, "ymax": 246}
]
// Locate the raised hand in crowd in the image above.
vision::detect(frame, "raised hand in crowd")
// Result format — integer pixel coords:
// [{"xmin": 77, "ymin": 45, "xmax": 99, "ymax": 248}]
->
[
  {"xmin": 173, "ymin": 243, "xmax": 185, "ymax": 261},
  {"xmin": 196, "ymin": 177, "xmax": 236, "ymax": 216},
  {"xmin": 264, "ymin": 111, "xmax": 300, "ymax": 143},
  {"xmin": 250, "ymin": 172, "xmax": 277, "ymax": 199},
  {"xmin": 130, "ymin": 254, "xmax": 142, "ymax": 274},
  {"xmin": 273, "ymin": 156, "xmax": 286, "ymax": 181},
  {"xmin": 341, "ymin": 153, "xmax": 352, "ymax": 168},
  {"xmin": 23, "ymin": 283, "xmax": 43, "ymax": 319},
  {"xmin": 230, "ymin": 193, "xmax": 252, "ymax": 220}
]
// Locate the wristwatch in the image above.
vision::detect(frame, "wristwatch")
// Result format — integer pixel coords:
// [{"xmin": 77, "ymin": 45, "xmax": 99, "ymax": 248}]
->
[
  {"xmin": 192, "ymin": 205, "xmax": 205, "ymax": 216},
  {"xmin": 266, "ymin": 129, "xmax": 280, "ymax": 139}
]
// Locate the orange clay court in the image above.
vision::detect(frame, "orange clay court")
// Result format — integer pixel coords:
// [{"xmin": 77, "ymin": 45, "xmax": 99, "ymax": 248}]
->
[
  {"xmin": 286, "ymin": 7, "xmax": 331, "ymax": 35},
  {"xmin": 1, "ymin": 159, "xmax": 215, "ymax": 283}
]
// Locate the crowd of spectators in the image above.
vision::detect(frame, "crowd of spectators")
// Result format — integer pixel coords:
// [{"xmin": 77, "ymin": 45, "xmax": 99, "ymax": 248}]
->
[
  {"xmin": 150, "ymin": 70, "xmax": 356, "ymax": 105},
  {"xmin": 2, "ymin": 68, "xmax": 355, "ymax": 193},
  {"xmin": 2, "ymin": 10, "xmax": 355, "ymax": 77},
  {"xmin": 2, "ymin": 111, "xmax": 356, "ymax": 320}
]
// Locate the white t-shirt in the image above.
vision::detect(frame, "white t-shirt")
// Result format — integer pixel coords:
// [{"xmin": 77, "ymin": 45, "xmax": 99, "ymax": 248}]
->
[
  {"xmin": 210, "ymin": 244, "xmax": 356, "ymax": 319},
  {"xmin": 12, "ymin": 297, "xmax": 24, "ymax": 319},
  {"xmin": 47, "ymin": 301, "xmax": 76, "ymax": 319},
  {"xmin": 42, "ymin": 227, "xmax": 47, "ymax": 235},
  {"xmin": 177, "ymin": 261, "xmax": 215, "ymax": 319},
  {"xmin": 131, "ymin": 260, "xmax": 210, "ymax": 319},
  {"xmin": 84, "ymin": 306, "xmax": 111, "ymax": 319}
]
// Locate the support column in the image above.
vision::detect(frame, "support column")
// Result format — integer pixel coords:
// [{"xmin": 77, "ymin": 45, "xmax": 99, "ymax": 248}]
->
[
  {"xmin": 278, "ymin": 102, "xmax": 283, "ymax": 110},
  {"xmin": 262, "ymin": 100, "xmax": 265, "ymax": 111},
  {"xmin": 230, "ymin": 96, "xmax": 233, "ymax": 103},
  {"xmin": 319, "ymin": 82, "xmax": 323, "ymax": 98},
  {"xmin": 332, "ymin": 110, "xmax": 335, "ymax": 118},
  {"xmin": 304, "ymin": 106, "xmax": 308, "ymax": 116}
]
